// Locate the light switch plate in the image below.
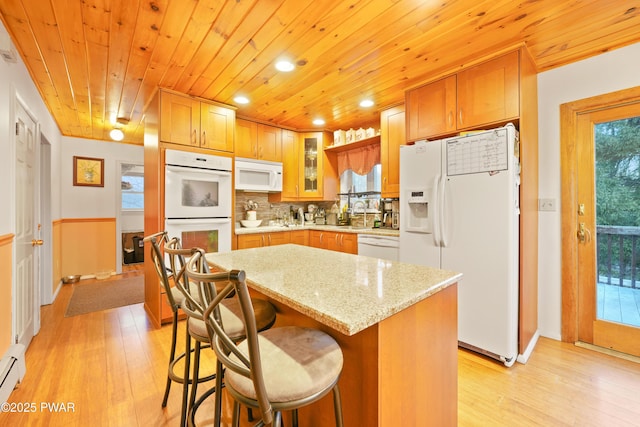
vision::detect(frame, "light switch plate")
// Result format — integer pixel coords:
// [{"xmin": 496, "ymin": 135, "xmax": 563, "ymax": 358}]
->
[{"xmin": 538, "ymin": 198, "xmax": 556, "ymax": 211}]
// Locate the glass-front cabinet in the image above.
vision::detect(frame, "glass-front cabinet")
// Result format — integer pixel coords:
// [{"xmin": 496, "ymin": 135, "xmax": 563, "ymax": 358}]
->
[
  {"xmin": 298, "ymin": 132, "xmax": 338, "ymax": 200},
  {"xmin": 270, "ymin": 130, "xmax": 338, "ymax": 202},
  {"xmin": 303, "ymin": 135, "xmax": 321, "ymax": 196}
]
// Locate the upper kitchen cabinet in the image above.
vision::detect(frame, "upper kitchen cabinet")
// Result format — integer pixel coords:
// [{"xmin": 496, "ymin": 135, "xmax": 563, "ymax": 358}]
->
[
  {"xmin": 406, "ymin": 50, "xmax": 520, "ymax": 141},
  {"xmin": 457, "ymin": 51, "xmax": 519, "ymax": 128},
  {"xmin": 270, "ymin": 130, "xmax": 338, "ymax": 202},
  {"xmin": 160, "ymin": 90, "xmax": 235, "ymax": 152},
  {"xmin": 407, "ymin": 76, "xmax": 456, "ymax": 139},
  {"xmin": 279, "ymin": 129, "xmax": 300, "ymax": 199},
  {"xmin": 235, "ymin": 119, "xmax": 282, "ymax": 161},
  {"xmin": 380, "ymin": 104, "xmax": 405, "ymax": 198},
  {"xmin": 299, "ymin": 132, "xmax": 338, "ymax": 200}
]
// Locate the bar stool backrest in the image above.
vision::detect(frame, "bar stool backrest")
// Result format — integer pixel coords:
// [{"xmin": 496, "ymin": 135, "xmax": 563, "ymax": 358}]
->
[
  {"xmin": 164, "ymin": 238, "xmax": 207, "ymax": 319},
  {"xmin": 143, "ymin": 231, "xmax": 178, "ymax": 309}
]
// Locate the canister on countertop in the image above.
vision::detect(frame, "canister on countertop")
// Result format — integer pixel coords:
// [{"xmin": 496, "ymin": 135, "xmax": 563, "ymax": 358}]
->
[{"xmin": 326, "ymin": 212, "xmax": 337, "ymax": 225}]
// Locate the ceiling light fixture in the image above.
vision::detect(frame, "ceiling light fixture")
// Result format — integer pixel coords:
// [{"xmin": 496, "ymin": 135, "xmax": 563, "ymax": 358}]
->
[
  {"xmin": 312, "ymin": 118, "xmax": 325, "ymax": 126},
  {"xmin": 234, "ymin": 96, "xmax": 250, "ymax": 104},
  {"xmin": 109, "ymin": 128, "xmax": 124, "ymax": 141},
  {"xmin": 359, "ymin": 99, "xmax": 375, "ymax": 108},
  {"xmin": 275, "ymin": 60, "xmax": 295, "ymax": 72}
]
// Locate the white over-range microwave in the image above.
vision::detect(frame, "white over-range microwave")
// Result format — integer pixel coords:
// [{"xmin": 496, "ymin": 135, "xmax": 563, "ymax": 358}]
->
[{"xmin": 235, "ymin": 158, "xmax": 283, "ymax": 192}]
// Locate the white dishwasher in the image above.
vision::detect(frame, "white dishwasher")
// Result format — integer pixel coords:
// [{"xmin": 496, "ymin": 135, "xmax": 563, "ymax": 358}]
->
[{"xmin": 357, "ymin": 234, "xmax": 399, "ymax": 261}]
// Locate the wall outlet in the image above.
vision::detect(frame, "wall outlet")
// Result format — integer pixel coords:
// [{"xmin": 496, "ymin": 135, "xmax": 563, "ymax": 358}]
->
[{"xmin": 538, "ymin": 198, "xmax": 556, "ymax": 212}]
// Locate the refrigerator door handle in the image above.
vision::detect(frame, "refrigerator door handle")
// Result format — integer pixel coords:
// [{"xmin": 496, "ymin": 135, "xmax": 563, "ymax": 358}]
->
[
  {"xmin": 432, "ymin": 175, "xmax": 441, "ymax": 246},
  {"xmin": 439, "ymin": 174, "xmax": 449, "ymax": 247}
]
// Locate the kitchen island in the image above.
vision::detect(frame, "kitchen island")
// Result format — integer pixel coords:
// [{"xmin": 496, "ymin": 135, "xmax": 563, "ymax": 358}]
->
[{"xmin": 205, "ymin": 244, "xmax": 462, "ymax": 426}]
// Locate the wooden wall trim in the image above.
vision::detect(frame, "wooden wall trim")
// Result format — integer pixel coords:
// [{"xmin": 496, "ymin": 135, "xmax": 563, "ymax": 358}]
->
[
  {"xmin": 560, "ymin": 86, "xmax": 640, "ymax": 342},
  {"xmin": 518, "ymin": 46, "xmax": 540, "ymax": 354},
  {"xmin": 0, "ymin": 234, "xmax": 14, "ymax": 246},
  {"xmin": 0, "ymin": 235, "xmax": 12, "ymax": 357},
  {"xmin": 59, "ymin": 217, "xmax": 115, "ymax": 224}
]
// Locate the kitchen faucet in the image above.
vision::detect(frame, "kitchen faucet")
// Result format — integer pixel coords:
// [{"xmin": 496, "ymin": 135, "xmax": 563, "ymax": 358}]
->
[{"xmin": 352, "ymin": 200, "xmax": 368, "ymax": 228}]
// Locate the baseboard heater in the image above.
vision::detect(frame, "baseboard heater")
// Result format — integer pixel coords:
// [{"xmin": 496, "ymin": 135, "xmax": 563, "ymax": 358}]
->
[{"xmin": 0, "ymin": 344, "xmax": 26, "ymax": 403}]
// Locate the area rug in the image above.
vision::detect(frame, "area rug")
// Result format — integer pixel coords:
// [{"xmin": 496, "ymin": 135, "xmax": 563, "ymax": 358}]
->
[{"xmin": 65, "ymin": 275, "xmax": 144, "ymax": 317}]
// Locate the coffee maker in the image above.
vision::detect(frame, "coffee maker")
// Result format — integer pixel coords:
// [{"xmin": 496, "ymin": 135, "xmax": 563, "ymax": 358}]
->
[{"xmin": 382, "ymin": 200, "xmax": 398, "ymax": 228}]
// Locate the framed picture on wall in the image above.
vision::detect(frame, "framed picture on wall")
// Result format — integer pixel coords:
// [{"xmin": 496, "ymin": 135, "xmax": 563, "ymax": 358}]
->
[{"xmin": 73, "ymin": 156, "xmax": 104, "ymax": 187}]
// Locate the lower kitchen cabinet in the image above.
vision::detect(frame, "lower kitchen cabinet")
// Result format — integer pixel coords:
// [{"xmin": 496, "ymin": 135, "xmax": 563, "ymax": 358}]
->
[
  {"xmin": 237, "ymin": 231, "xmax": 291, "ymax": 249},
  {"xmin": 290, "ymin": 230, "xmax": 309, "ymax": 246},
  {"xmin": 309, "ymin": 230, "xmax": 357, "ymax": 254}
]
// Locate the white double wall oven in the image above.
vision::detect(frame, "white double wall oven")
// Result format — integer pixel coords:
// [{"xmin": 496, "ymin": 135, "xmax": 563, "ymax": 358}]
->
[{"xmin": 164, "ymin": 149, "xmax": 233, "ymax": 254}]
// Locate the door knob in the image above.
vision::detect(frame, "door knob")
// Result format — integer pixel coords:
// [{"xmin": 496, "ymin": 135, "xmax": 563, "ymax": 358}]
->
[
  {"xmin": 31, "ymin": 239, "xmax": 44, "ymax": 246},
  {"xmin": 577, "ymin": 223, "xmax": 591, "ymax": 243}
]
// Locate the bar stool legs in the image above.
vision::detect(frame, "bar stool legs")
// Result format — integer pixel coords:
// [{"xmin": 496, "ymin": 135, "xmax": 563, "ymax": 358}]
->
[{"xmin": 162, "ymin": 309, "xmax": 179, "ymax": 408}]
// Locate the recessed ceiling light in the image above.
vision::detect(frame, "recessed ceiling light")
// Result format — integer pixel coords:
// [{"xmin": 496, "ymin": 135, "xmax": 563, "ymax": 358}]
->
[
  {"xmin": 312, "ymin": 118, "xmax": 325, "ymax": 126},
  {"xmin": 275, "ymin": 60, "xmax": 295, "ymax": 72},
  {"xmin": 234, "ymin": 96, "xmax": 250, "ymax": 104},
  {"xmin": 360, "ymin": 99, "xmax": 375, "ymax": 108},
  {"xmin": 109, "ymin": 128, "xmax": 124, "ymax": 141}
]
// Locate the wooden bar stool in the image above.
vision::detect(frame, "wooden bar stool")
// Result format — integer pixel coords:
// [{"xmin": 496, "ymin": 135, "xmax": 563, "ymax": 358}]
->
[{"xmin": 188, "ymin": 252, "xmax": 344, "ymax": 427}]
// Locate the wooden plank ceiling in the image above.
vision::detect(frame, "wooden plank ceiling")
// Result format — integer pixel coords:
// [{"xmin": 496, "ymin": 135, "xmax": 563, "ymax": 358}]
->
[{"xmin": 0, "ymin": 0, "xmax": 639, "ymax": 145}]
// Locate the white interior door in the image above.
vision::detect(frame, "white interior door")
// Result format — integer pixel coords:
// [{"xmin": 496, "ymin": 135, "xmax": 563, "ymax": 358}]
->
[{"xmin": 14, "ymin": 101, "xmax": 38, "ymax": 348}]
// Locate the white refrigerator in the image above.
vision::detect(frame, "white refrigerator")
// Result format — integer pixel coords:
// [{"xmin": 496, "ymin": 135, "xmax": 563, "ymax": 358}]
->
[{"xmin": 399, "ymin": 124, "xmax": 520, "ymax": 366}]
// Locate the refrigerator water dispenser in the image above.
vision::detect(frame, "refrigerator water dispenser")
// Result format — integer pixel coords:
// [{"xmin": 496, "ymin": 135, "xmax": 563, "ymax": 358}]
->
[{"xmin": 405, "ymin": 189, "xmax": 430, "ymax": 233}]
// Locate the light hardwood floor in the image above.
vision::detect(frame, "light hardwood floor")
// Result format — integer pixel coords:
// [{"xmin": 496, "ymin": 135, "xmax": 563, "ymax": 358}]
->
[{"xmin": 2, "ymin": 270, "xmax": 640, "ymax": 426}]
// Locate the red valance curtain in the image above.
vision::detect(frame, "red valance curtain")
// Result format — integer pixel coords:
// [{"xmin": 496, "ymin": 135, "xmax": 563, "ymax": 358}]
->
[{"xmin": 336, "ymin": 144, "xmax": 380, "ymax": 176}]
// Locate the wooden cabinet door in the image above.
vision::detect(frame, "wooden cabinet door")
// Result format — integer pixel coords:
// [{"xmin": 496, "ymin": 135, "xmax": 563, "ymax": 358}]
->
[
  {"xmin": 321, "ymin": 232, "xmax": 357, "ymax": 253},
  {"xmin": 381, "ymin": 105, "xmax": 405, "ymax": 198},
  {"xmin": 299, "ymin": 133, "xmax": 324, "ymax": 199},
  {"xmin": 457, "ymin": 51, "xmax": 519, "ymax": 129},
  {"xmin": 265, "ymin": 232, "xmax": 290, "ymax": 246},
  {"xmin": 235, "ymin": 118, "xmax": 258, "ymax": 158},
  {"xmin": 237, "ymin": 233, "xmax": 265, "ymax": 249},
  {"xmin": 160, "ymin": 92, "xmax": 200, "ymax": 146},
  {"xmin": 290, "ymin": 230, "xmax": 309, "ymax": 246},
  {"xmin": 280, "ymin": 129, "xmax": 300, "ymax": 199},
  {"xmin": 200, "ymin": 102, "xmax": 235, "ymax": 152},
  {"xmin": 309, "ymin": 231, "xmax": 328, "ymax": 249},
  {"xmin": 406, "ymin": 75, "xmax": 456, "ymax": 141},
  {"xmin": 339, "ymin": 233, "xmax": 358, "ymax": 254},
  {"xmin": 326, "ymin": 232, "xmax": 341, "ymax": 252},
  {"xmin": 257, "ymin": 124, "xmax": 282, "ymax": 161}
]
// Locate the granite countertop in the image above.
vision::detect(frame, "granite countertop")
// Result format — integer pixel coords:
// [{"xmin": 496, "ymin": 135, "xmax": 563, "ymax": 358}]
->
[
  {"xmin": 204, "ymin": 244, "xmax": 461, "ymax": 336},
  {"xmin": 235, "ymin": 223, "xmax": 400, "ymax": 237}
]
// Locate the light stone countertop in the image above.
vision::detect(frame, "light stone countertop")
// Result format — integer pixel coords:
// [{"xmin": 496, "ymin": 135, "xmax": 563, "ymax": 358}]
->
[
  {"xmin": 235, "ymin": 223, "xmax": 400, "ymax": 237},
  {"xmin": 205, "ymin": 244, "xmax": 461, "ymax": 336}
]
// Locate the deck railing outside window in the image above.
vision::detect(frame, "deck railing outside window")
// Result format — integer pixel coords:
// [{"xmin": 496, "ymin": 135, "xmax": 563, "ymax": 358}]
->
[{"xmin": 597, "ymin": 225, "xmax": 640, "ymax": 289}]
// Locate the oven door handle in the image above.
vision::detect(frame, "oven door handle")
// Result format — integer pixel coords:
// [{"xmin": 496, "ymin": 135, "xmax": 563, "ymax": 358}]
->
[{"xmin": 166, "ymin": 164, "xmax": 232, "ymax": 177}]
